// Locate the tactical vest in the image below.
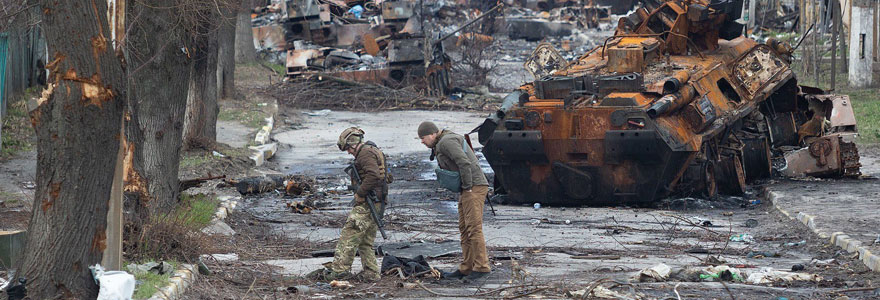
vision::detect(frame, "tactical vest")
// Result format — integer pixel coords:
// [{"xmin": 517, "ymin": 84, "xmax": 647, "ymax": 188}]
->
[{"xmin": 360, "ymin": 143, "xmax": 393, "ymax": 184}]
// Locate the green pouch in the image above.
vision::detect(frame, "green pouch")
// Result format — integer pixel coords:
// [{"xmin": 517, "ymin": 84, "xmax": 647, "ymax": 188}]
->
[
  {"xmin": 434, "ymin": 139, "xmax": 472, "ymax": 193},
  {"xmin": 435, "ymin": 168, "xmax": 462, "ymax": 193}
]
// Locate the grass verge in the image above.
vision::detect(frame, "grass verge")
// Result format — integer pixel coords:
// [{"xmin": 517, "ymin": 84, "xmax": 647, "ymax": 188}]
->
[
  {"xmin": 125, "ymin": 194, "xmax": 218, "ymax": 262},
  {"xmin": 218, "ymin": 102, "xmax": 267, "ymax": 129},
  {"xmin": 846, "ymin": 89, "xmax": 880, "ymax": 144},
  {"xmin": 1, "ymin": 99, "xmax": 35, "ymax": 160},
  {"xmin": 131, "ymin": 261, "xmax": 180, "ymax": 299}
]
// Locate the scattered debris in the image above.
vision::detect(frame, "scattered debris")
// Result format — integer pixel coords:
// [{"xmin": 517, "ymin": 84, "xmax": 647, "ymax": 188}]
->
[
  {"xmin": 745, "ymin": 219, "xmax": 759, "ymax": 228},
  {"xmin": 201, "ymin": 253, "xmax": 240, "ymax": 263},
  {"xmin": 634, "ymin": 263, "xmax": 671, "ymax": 282},
  {"xmin": 783, "ymin": 240, "xmax": 806, "ymax": 247},
  {"xmin": 329, "ymin": 280, "xmax": 353, "ymax": 289},
  {"xmin": 303, "ymin": 109, "xmax": 332, "ymax": 116},
  {"xmin": 202, "ymin": 220, "xmax": 236, "ymax": 236},
  {"xmin": 90, "ymin": 264, "xmax": 135, "ymax": 300},
  {"xmin": 287, "ymin": 201, "xmax": 314, "ymax": 214},
  {"xmin": 567, "ymin": 285, "xmax": 632, "ymax": 299},
  {"xmin": 230, "ymin": 174, "xmax": 315, "ymax": 196},
  {"xmin": 697, "ymin": 265, "xmax": 744, "ymax": 282},
  {"xmin": 746, "ymin": 251, "xmax": 780, "ymax": 258},
  {"xmin": 125, "ymin": 261, "xmax": 174, "ymax": 276},
  {"xmin": 730, "ymin": 234, "xmax": 756, "ymax": 243},
  {"xmin": 745, "ymin": 268, "xmax": 822, "ymax": 284},
  {"xmin": 180, "ymin": 174, "xmax": 226, "ymax": 191},
  {"xmin": 380, "ymin": 255, "xmax": 434, "ymax": 278}
]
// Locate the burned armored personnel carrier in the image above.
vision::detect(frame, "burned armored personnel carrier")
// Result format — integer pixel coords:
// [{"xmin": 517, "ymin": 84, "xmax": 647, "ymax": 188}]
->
[{"xmin": 479, "ymin": 0, "xmax": 860, "ymax": 206}]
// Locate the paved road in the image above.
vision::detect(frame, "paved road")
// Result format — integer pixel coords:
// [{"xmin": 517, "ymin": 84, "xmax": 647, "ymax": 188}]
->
[{"xmin": 237, "ymin": 111, "xmax": 880, "ymax": 299}]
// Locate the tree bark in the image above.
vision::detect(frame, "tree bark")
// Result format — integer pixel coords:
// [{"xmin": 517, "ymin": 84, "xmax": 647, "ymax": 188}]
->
[
  {"xmin": 123, "ymin": 0, "xmax": 194, "ymax": 215},
  {"xmin": 20, "ymin": 0, "xmax": 126, "ymax": 298},
  {"xmin": 183, "ymin": 28, "xmax": 220, "ymax": 149},
  {"xmin": 235, "ymin": 0, "xmax": 257, "ymax": 63},
  {"xmin": 217, "ymin": 1, "xmax": 239, "ymax": 99}
]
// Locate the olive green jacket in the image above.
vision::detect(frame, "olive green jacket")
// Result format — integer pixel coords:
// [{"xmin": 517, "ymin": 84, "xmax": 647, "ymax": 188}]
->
[
  {"xmin": 354, "ymin": 141, "xmax": 388, "ymax": 202},
  {"xmin": 433, "ymin": 130, "xmax": 488, "ymax": 190}
]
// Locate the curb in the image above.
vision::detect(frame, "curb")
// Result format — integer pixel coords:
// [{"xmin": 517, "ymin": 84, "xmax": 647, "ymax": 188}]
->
[
  {"xmin": 147, "ymin": 195, "xmax": 241, "ymax": 300},
  {"xmin": 768, "ymin": 191, "xmax": 880, "ymax": 272},
  {"xmin": 249, "ymin": 100, "xmax": 279, "ymax": 167}
]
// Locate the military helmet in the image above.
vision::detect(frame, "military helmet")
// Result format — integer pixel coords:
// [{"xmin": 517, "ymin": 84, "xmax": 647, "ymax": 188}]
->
[{"xmin": 337, "ymin": 127, "xmax": 365, "ymax": 151}]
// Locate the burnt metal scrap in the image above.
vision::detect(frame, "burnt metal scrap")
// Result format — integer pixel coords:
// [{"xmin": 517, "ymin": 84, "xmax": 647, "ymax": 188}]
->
[
  {"xmin": 478, "ymin": 0, "xmax": 861, "ymax": 206},
  {"xmin": 254, "ymin": 0, "xmax": 499, "ymax": 94}
]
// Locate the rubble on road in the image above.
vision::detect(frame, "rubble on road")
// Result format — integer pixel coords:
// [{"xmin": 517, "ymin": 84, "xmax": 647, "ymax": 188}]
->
[
  {"xmin": 250, "ymin": 0, "xmax": 624, "ymax": 100},
  {"xmin": 745, "ymin": 267, "xmax": 822, "ymax": 285},
  {"xmin": 634, "ymin": 263, "xmax": 671, "ymax": 282},
  {"xmin": 229, "ymin": 174, "xmax": 315, "ymax": 196},
  {"xmin": 287, "ymin": 200, "xmax": 314, "ymax": 214},
  {"xmin": 126, "ymin": 261, "xmax": 175, "ymax": 276}
]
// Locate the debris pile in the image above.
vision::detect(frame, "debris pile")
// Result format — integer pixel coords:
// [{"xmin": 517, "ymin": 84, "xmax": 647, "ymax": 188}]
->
[
  {"xmin": 229, "ymin": 174, "xmax": 315, "ymax": 196},
  {"xmin": 251, "ymin": 0, "xmax": 463, "ymax": 94},
  {"xmin": 250, "ymin": 0, "xmax": 632, "ymax": 97}
]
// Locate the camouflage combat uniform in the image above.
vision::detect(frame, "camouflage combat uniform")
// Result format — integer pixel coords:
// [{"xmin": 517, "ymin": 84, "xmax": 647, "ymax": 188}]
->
[{"xmin": 327, "ymin": 141, "xmax": 389, "ymax": 278}]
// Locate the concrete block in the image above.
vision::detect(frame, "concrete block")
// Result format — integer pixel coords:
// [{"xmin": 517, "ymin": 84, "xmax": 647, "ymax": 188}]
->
[
  {"xmin": 0, "ymin": 230, "xmax": 26, "ymax": 270},
  {"xmin": 214, "ymin": 207, "xmax": 228, "ymax": 220},
  {"xmin": 249, "ymin": 151, "xmax": 265, "ymax": 166},
  {"xmin": 254, "ymin": 116, "xmax": 275, "ymax": 145},
  {"xmin": 201, "ymin": 220, "xmax": 235, "ymax": 236},
  {"xmin": 249, "ymin": 142, "xmax": 278, "ymax": 167},
  {"xmin": 863, "ymin": 251, "xmax": 880, "ymax": 271},
  {"xmin": 148, "ymin": 264, "xmax": 197, "ymax": 300}
]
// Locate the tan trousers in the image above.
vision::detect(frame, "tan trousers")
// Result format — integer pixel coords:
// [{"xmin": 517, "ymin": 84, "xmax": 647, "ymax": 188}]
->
[{"xmin": 458, "ymin": 185, "xmax": 491, "ymax": 273}]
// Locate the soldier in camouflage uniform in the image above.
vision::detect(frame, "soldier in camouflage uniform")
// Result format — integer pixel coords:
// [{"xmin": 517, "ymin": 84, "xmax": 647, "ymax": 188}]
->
[{"xmin": 309, "ymin": 127, "xmax": 390, "ymax": 282}]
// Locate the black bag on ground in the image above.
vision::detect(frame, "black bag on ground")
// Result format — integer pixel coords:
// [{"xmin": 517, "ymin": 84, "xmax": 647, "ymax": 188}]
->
[{"xmin": 380, "ymin": 255, "xmax": 431, "ymax": 277}]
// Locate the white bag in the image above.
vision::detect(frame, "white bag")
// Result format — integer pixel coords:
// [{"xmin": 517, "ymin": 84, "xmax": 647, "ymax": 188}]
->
[{"xmin": 91, "ymin": 264, "xmax": 136, "ymax": 300}]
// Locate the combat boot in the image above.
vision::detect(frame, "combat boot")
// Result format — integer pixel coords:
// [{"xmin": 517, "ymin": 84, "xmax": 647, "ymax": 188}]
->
[
  {"xmin": 307, "ymin": 268, "xmax": 352, "ymax": 281},
  {"xmin": 356, "ymin": 270, "xmax": 381, "ymax": 282}
]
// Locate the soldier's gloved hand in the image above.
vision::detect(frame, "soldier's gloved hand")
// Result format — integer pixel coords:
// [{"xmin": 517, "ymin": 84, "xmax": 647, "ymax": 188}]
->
[{"xmin": 354, "ymin": 194, "xmax": 366, "ymax": 204}]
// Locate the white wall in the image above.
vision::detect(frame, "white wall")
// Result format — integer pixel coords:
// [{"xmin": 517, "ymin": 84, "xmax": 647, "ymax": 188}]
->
[{"xmin": 849, "ymin": 5, "xmax": 874, "ymax": 88}]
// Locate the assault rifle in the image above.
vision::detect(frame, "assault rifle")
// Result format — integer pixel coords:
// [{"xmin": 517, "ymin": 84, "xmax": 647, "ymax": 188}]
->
[{"xmin": 344, "ymin": 164, "xmax": 388, "ymax": 239}]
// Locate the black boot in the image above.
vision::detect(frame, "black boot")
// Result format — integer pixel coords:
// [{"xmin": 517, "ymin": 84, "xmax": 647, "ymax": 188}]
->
[
  {"xmin": 441, "ymin": 269, "xmax": 466, "ymax": 279},
  {"xmin": 462, "ymin": 271, "xmax": 490, "ymax": 283}
]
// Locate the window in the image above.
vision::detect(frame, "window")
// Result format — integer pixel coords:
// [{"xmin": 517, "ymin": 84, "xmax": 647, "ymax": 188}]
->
[{"xmin": 859, "ymin": 33, "xmax": 866, "ymax": 59}]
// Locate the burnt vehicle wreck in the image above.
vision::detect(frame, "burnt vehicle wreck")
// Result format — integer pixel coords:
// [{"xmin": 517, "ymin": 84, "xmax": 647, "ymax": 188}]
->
[{"xmin": 479, "ymin": 0, "xmax": 861, "ymax": 206}]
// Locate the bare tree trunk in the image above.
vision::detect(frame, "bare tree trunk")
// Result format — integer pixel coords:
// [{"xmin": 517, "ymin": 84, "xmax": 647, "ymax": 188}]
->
[
  {"xmin": 124, "ymin": 0, "xmax": 194, "ymax": 215},
  {"xmin": 184, "ymin": 29, "xmax": 220, "ymax": 149},
  {"xmin": 217, "ymin": 1, "xmax": 239, "ymax": 99},
  {"xmin": 20, "ymin": 0, "xmax": 126, "ymax": 298},
  {"xmin": 235, "ymin": 0, "xmax": 257, "ymax": 63}
]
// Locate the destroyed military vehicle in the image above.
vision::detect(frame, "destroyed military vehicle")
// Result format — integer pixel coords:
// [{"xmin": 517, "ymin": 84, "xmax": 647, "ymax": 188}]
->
[{"xmin": 478, "ymin": 0, "xmax": 860, "ymax": 206}]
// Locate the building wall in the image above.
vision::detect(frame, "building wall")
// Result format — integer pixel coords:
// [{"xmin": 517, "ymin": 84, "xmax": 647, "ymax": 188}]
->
[{"xmin": 850, "ymin": 5, "xmax": 875, "ymax": 88}]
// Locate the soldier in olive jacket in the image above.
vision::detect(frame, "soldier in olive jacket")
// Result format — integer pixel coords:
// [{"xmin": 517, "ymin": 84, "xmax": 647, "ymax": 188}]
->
[{"xmin": 418, "ymin": 121, "xmax": 491, "ymax": 282}]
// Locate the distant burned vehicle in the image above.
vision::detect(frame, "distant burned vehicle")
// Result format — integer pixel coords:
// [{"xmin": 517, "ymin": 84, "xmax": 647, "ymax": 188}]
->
[{"xmin": 479, "ymin": 0, "xmax": 860, "ymax": 206}]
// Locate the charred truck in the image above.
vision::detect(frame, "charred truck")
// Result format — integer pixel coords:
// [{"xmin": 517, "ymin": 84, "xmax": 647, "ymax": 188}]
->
[{"xmin": 479, "ymin": 0, "xmax": 861, "ymax": 206}]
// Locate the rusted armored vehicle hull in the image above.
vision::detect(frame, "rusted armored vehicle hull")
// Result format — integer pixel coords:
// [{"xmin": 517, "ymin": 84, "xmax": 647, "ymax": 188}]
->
[{"xmin": 480, "ymin": 0, "xmax": 860, "ymax": 206}]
